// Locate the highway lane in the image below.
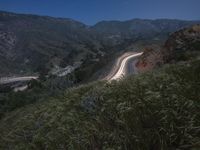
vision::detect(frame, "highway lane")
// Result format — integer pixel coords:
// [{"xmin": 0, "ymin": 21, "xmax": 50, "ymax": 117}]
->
[
  {"xmin": 0, "ymin": 76, "xmax": 38, "ymax": 85},
  {"xmin": 126, "ymin": 56, "xmax": 137, "ymax": 75},
  {"xmin": 108, "ymin": 52, "xmax": 143, "ymax": 81}
]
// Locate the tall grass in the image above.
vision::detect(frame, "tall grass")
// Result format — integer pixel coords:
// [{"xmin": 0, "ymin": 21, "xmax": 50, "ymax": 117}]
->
[{"xmin": 0, "ymin": 60, "xmax": 200, "ymax": 150}]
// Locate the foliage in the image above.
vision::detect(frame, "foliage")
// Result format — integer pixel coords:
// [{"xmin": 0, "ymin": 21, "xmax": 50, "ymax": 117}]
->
[
  {"xmin": 0, "ymin": 75, "xmax": 75, "ymax": 119},
  {"xmin": 0, "ymin": 60, "xmax": 200, "ymax": 149}
]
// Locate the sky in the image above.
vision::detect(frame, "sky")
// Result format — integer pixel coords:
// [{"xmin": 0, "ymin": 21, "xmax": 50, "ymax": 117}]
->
[{"xmin": 0, "ymin": 0, "xmax": 200, "ymax": 25}]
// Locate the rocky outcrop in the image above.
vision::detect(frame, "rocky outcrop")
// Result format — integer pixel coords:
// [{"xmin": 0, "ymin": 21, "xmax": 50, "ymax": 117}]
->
[
  {"xmin": 136, "ymin": 25, "xmax": 200, "ymax": 72},
  {"xmin": 163, "ymin": 24, "xmax": 200, "ymax": 62},
  {"xmin": 136, "ymin": 46, "xmax": 163, "ymax": 73}
]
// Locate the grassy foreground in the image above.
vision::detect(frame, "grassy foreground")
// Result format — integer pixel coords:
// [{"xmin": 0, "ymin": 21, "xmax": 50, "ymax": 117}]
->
[{"xmin": 0, "ymin": 60, "xmax": 200, "ymax": 150}]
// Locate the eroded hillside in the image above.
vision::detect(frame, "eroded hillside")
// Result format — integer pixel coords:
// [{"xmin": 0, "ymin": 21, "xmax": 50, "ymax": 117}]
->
[{"xmin": 136, "ymin": 25, "xmax": 200, "ymax": 72}]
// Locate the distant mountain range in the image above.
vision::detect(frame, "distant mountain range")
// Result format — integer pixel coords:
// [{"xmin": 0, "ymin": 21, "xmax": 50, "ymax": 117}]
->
[{"xmin": 0, "ymin": 10, "xmax": 199, "ymax": 76}]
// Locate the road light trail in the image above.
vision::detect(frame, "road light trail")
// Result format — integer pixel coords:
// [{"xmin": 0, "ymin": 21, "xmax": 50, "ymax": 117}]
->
[
  {"xmin": 110, "ymin": 52, "xmax": 143, "ymax": 80},
  {"xmin": 0, "ymin": 76, "xmax": 38, "ymax": 84}
]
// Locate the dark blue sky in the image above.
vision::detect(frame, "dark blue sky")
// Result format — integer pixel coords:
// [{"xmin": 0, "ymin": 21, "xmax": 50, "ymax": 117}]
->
[{"xmin": 0, "ymin": 0, "xmax": 199, "ymax": 25}]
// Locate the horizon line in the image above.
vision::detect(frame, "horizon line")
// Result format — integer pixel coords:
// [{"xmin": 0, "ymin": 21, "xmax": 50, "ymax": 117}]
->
[{"xmin": 0, "ymin": 9, "xmax": 200, "ymax": 26}]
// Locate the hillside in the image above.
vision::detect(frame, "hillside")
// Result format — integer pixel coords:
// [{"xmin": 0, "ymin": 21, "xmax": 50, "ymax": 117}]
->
[
  {"xmin": 0, "ymin": 11, "xmax": 100, "ymax": 76},
  {"xmin": 136, "ymin": 25, "xmax": 200, "ymax": 72},
  {"xmin": 0, "ymin": 59, "xmax": 199, "ymax": 149},
  {"xmin": 0, "ymin": 18, "xmax": 200, "ymax": 149},
  {"xmin": 163, "ymin": 24, "xmax": 200, "ymax": 62},
  {"xmin": 92, "ymin": 19, "xmax": 200, "ymax": 43},
  {"xmin": 0, "ymin": 11, "xmax": 200, "ymax": 77}
]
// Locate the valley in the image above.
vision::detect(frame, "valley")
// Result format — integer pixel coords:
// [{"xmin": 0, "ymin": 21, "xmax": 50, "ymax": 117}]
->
[{"xmin": 0, "ymin": 11, "xmax": 200, "ymax": 79}]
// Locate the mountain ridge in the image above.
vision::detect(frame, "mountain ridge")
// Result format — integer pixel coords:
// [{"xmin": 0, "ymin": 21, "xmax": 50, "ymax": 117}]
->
[{"xmin": 0, "ymin": 10, "xmax": 200, "ymax": 78}]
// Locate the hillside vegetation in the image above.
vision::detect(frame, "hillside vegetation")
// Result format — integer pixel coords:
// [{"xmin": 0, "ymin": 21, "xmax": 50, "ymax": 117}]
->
[{"xmin": 0, "ymin": 59, "xmax": 199, "ymax": 150}]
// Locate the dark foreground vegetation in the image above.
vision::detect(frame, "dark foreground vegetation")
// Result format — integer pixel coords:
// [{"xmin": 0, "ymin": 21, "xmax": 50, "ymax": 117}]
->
[
  {"xmin": 0, "ymin": 59, "xmax": 199, "ymax": 150},
  {"xmin": 0, "ymin": 75, "xmax": 75, "ymax": 119}
]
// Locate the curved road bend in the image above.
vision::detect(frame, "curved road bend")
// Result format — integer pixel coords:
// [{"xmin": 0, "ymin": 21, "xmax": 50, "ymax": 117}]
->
[{"xmin": 108, "ymin": 52, "xmax": 143, "ymax": 81}]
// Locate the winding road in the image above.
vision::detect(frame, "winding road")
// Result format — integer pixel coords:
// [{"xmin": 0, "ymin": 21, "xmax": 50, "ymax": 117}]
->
[
  {"xmin": 0, "ymin": 52, "xmax": 143, "ymax": 85},
  {"xmin": 106, "ymin": 52, "xmax": 143, "ymax": 81}
]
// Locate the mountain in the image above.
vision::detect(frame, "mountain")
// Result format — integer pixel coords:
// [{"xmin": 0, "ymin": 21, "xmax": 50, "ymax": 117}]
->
[
  {"xmin": 0, "ymin": 10, "xmax": 200, "ymax": 77},
  {"xmin": 92, "ymin": 19, "xmax": 200, "ymax": 42},
  {"xmin": 0, "ymin": 11, "xmax": 100, "ymax": 76}
]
